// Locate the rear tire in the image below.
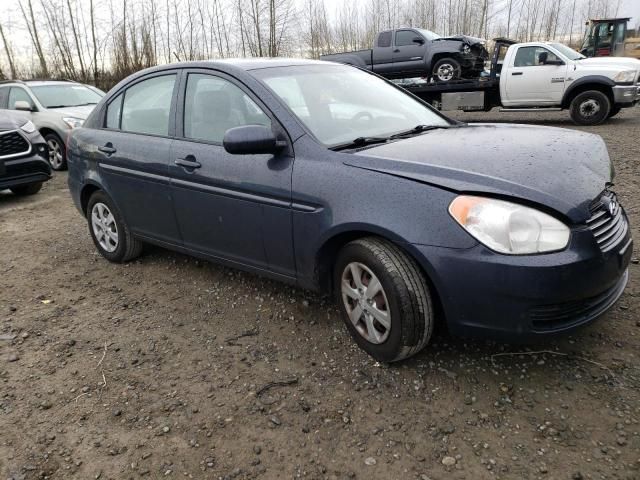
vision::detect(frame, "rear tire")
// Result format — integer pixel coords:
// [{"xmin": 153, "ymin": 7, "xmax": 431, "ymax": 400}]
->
[
  {"xmin": 10, "ymin": 182, "xmax": 42, "ymax": 196},
  {"xmin": 569, "ymin": 90, "xmax": 610, "ymax": 125},
  {"xmin": 334, "ymin": 237, "xmax": 433, "ymax": 362},
  {"xmin": 87, "ymin": 190, "xmax": 143, "ymax": 263},
  {"xmin": 44, "ymin": 133, "xmax": 67, "ymax": 171}
]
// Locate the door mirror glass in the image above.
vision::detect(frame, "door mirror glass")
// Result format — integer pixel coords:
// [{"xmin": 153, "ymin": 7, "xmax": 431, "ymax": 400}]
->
[
  {"xmin": 412, "ymin": 36, "xmax": 425, "ymax": 45},
  {"xmin": 14, "ymin": 100, "xmax": 33, "ymax": 111},
  {"xmin": 223, "ymin": 125, "xmax": 283, "ymax": 155}
]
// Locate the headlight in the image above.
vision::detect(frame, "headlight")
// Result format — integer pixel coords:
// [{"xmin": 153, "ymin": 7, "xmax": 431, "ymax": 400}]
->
[
  {"xmin": 613, "ymin": 70, "xmax": 637, "ymax": 83},
  {"xmin": 20, "ymin": 120, "xmax": 36, "ymax": 134},
  {"xmin": 462, "ymin": 44, "xmax": 471, "ymax": 54},
  {"xmin": 63, "ymin": 117, "xmax": 84, "ymax": 129},
  {"xmin": 449, "ymin": 196, "xmax": 570, "ymax": 254}
]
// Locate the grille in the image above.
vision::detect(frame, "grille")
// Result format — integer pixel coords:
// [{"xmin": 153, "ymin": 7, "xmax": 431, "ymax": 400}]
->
[
  {"xmin": 586, "ymin": 190, "xmax": 628, "ymax": 252},
  {"xmin": 0, "ymin": 130, "xmax": 30, "ymax": 159},
  {"xmin": 529, "ymin": 272, "xmax": 627, "ymax": 332}
]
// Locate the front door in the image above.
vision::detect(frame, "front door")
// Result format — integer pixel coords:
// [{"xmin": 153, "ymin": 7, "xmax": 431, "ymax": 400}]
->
[
  {"xmin": 169, "ymin": 70, "xmax": 295, "ymax": 277},
  {"xmin": 504, "ymin": 46, "xmax": 568, "ymax": 105},
  {"xmin": 392, "ymin": 29, "xmax": 426, "ymax": 74},
  {"xmin": 93, "ymin": 72, "xmax": 181, "ymax": 244}
]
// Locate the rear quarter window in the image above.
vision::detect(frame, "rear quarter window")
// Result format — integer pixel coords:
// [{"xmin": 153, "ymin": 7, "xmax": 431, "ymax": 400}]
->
[
  {"xmin": 105, "ymin": 93, "xmax": 123, "ymax": 129},
  {"xmin": 377, "ymin": 31, "xmax": 392, "ymax": 48}
]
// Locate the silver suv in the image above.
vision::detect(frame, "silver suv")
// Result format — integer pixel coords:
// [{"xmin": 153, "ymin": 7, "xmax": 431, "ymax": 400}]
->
[{"xmin": 0, "ymin": 80, "xmax": 104, "ymax": 170}]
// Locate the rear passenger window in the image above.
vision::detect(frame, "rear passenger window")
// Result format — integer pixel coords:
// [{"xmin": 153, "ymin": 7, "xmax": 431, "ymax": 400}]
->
[
  {"xmin": 106, "ymin": 93, "xmax": 123, "ymax": 129},
  {"xmin": 377, "ymin": 31, "xmax": 392, "ymax": 48},
  {"xmin": 121, "ymin": 75, "xmax": 176, "ymax": 136}
]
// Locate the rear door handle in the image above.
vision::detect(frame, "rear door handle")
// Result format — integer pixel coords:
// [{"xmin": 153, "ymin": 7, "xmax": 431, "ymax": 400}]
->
[
  {"xmin": 98, "ymin": 144, "xmax": 116, "ymax": 155},
  {"xmin": 175, "ymin": 156, "xmax": 201, "ymax": 170},
  {"xmin": 511, "ymin": 72, "xmax": 523, "ymax": 76}
]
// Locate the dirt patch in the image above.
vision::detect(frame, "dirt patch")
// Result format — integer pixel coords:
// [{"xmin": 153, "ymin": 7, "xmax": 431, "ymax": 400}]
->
[{"xmin": 1, "ymin": 108, "xmax": 639, "ymax": 479}]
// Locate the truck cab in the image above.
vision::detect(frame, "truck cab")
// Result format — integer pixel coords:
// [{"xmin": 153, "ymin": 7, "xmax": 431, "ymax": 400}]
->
[{"xmin": 499, "ymin": 41, "xmax": 640, "ymax": 123}]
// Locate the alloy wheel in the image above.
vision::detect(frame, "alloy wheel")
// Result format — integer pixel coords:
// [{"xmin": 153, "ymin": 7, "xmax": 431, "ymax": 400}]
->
[
  {"xmin": 436, "ymin": 63, "xmax": 457, "ymax": 82},
  {"xmin": 91, "ymin": 202, "xmax": 119, "ymax": 253},
  {"xmin": 341, "ymin": 262, "xmax": 391, "ymax": 344},
  {"xmin": 47, "ymin": 138, "xmax": 64, "ymax": 169}
]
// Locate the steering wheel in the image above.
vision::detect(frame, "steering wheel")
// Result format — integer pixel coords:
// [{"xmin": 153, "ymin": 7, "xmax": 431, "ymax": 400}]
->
[{"xmin": 352, "ymin": 111, "xmax": 373, "ymax": 123}]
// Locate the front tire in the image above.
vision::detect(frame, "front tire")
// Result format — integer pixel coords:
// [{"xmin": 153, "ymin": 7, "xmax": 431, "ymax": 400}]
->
[
  {"xmin": 87, "ymin": 190, "xmax": 142, "ymax": 263},
  {"xmin": 432, "ymin": 58, "xmax": 462, "ymax": 82},
  {"xmin": 10, "ymin": 182, "xmax": 42, "ymax": 196},
  {"xmin": 608, "ymin": 106, "xmax": 621, "ymax": 118},
  {"xmin": 44, "ymin": 133, "xmax": 67, "ymax": 171},
  {"xmin": 569, "ymin": 90, "xmax": 610, "ymax": 125},
  {"xmin": 334, "ymin": 237, "xmax": 433, "ymax": 362}
]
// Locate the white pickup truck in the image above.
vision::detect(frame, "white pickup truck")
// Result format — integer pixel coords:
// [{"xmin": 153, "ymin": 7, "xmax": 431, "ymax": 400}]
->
[{"xmin": 399, "ymin": 39, "xmax": 640, "ymax": 125}]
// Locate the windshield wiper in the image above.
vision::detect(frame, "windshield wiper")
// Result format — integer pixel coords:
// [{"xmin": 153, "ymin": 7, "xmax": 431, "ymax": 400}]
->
[
  {"xmin": 388, "ymin": 124, "xmax": 457, "ymax": 140},
  {"xmin": 331, "ymin": 136, "xmax": 390, "ymax": 151},
  {"xmin": 331, "ymin": 124, "xmax": 461, "ymax": 151},
  {"xmin": 72, "ymin": 102, "xmax": 99, "ymax": 106}
]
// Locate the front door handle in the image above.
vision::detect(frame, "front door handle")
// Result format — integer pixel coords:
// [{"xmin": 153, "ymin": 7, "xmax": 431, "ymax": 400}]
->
[
  {"xmin": 393, "ymin": 49, "xmax": 400, "ymax": 53},
  {"xmin": 98, "ymin": 143, "xmax": 117, "ymax": 155},
  {"xmin": 175, "ymin": 156, "xmax": 201, "ymax": 170},
  {"xmin": 511, "ymin": 71, "xmax": 523, "ymax": 76}
]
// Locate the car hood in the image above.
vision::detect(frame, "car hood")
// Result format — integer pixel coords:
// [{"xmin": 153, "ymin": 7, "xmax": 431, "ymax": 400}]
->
[
  {"xmin": 0, "ymin": 111, "xmax": 31, "ymax": 131},
  {"xmin": 347, "ymin": 124, "xmax": 611, "ymax": 223},
  {"xmin": 51, "ymin": 104, "xmax": 96, "ymax": 119},
  {"xmin": 576, "ymin": 56, "xmax": 640, "ymax": 71},
  {"xmin": 436, "ymin": 35, "xmax": 486, "ymax": 46}
]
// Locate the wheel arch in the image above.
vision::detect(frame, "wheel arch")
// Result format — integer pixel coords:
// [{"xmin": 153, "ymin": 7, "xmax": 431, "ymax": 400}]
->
[
  {"xmin": 561, "ymin": 76, "xmax": 615, "ymax": 108},
  {"xmin": 314, "ymin": 227, "xmax": 445, "ymax": 324},
  {"xmin": 79, "ymin": 181, "xmax": 103, "ymax": 216}
]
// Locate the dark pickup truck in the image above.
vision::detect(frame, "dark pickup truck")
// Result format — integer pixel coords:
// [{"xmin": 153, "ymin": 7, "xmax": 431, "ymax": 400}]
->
[{"xmin": 321, "ymin": 28, "xmax": 488, "ymax": 82}]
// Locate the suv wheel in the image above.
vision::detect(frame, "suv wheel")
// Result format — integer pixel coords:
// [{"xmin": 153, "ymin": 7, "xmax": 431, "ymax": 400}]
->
[
  {"xmin": 334, "ymin": 237, "xmax": 434, "ymax": 362},
  {"xmin": 45, "ymin": 133, "xmax": 67, "ymax": 171},
  {"xmin": 87, "ymin": 191, "xmax": 143, "ymax": 263},
  {"xmin": 569, "ymin": 90, "xmax": 611, "ymax": 125},
  {"xmin": 10, "ymin": 182, "xmax": 42, "ymax": 196},
  {"xmin": 432, "ymin": 58, "xmax": 462, "ymax": 82}
]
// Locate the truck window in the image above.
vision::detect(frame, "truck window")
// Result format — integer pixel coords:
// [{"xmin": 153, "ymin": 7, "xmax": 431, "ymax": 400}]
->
[
  {"xmin": 513, "ymin": 46, "xmax": 559, "ymax": 67},
  {"xmin": 395, "ymin": 30, "xmax": 418, "ymax": 46},
  {"xmin": 377, "ymin": 31, "xmax": 392, "ymax": 48}
]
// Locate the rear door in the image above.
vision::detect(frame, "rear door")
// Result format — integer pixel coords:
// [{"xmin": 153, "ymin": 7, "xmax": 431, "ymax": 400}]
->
[
  {"xmin": 91, "ymin": 71, "xmax": 181, "ymax": 244},
  {"xmin": 392, "ymin": 29, "xmax": 426, "ymax": 74},
  {"xmin": 503, "ymin": 45, "xmax": 568, "ymax": 105},
  {"xmin": 371, "ymin": 31, "xmax": 395, "ymax": 74},
  {"xmin": 169, "ymin": 69, "xmax": 295, "ymax": 277}
]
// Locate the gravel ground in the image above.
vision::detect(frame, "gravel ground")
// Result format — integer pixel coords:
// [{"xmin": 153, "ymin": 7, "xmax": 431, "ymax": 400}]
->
[{"xmin": 1, "ymin": 107, "xmax": 639, "ymax": 480}]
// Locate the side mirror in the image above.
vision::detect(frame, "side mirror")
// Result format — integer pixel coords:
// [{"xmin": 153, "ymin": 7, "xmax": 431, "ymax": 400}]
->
[
  {"xmin": 14, "ymin": 100, "xmax": 34, "ymax": 111},
  {"xmin": 223, "ymin": 125, "xmax": 286, "ymax": 155},
  {"xmin": 412, "ymin": 36, "xmax": 425, "ymax": 45},
  {"xmin": 544, "ymin": 59, "xmax": 565, "ymax": 66}
]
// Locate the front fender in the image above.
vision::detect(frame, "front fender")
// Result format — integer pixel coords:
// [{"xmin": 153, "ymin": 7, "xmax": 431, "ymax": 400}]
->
[{"xmin": 562, "ymin": 75, "xmax": 615, "ymax": 107}]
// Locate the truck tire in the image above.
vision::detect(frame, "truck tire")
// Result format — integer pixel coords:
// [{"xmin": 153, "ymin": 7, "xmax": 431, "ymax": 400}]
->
[
  {"xmin": 569, "ymin": 90, "xmax": 611, "ymax": 125},
  {"xmin": 432, "ymin": 58, "xmax": 462, "ymax": 82},
  {"xmin": 334, "ymin": 237, "xmax": 434, "ymax": 363},
  {"xmin": 608, "ymin": 106, "xmax": 621, "ymax": 118}
]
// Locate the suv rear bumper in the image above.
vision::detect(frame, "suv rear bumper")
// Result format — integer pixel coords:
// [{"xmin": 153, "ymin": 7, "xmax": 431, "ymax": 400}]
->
[{"xmin": 612, "ymin": 83, "xmax": 640, "ymax": 106}]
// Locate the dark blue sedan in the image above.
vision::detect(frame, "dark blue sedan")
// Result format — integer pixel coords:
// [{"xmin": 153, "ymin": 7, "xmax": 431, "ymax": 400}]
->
[{"xmin": 67, "ymin": 59, "xmax": 632, "ymax": 362}]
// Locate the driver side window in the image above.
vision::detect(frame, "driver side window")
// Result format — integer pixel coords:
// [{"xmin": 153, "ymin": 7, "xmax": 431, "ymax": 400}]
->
[
  {"xmin": 514, "ymin": 47, "xmax": 560, "ymax": 67},
  {"xmin": 8, "ymin": 88, "xmax": 34, "ymax": 110}
]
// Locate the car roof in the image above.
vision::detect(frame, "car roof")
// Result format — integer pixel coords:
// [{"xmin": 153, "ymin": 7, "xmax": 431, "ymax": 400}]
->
[
  {"xmin": 193, "ymin": 57, "xmax": 335, "ymax": 71},
  {"xmin": 23, "ymin": 80, "xmax": 80, "ymax": 87}
]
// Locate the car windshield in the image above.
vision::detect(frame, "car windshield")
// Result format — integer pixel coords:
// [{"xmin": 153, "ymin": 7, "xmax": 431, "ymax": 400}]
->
[
  {"xmin": 253, "ymin": 64, "xmax": 450, "ymax": 147},
  {"xmin": 30, "ymin": 84, "xmax": 103, "ymax": 108},
  {"xmin": 416, "ymin": 29, "xmax": 441, "ymax": 41},
  {"xmin": 550, "ymin": 43, "xmax": 585, "ymax": 61}
]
